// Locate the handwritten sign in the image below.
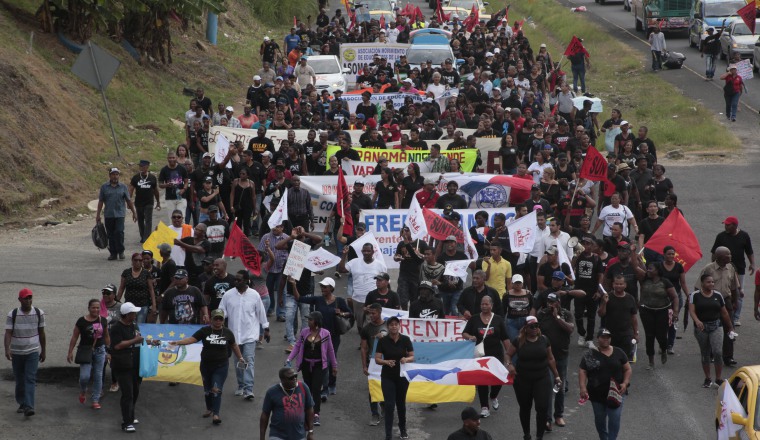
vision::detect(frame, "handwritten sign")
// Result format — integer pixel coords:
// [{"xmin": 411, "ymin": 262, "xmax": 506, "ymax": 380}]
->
[
  {"xmin": 737, "ymin": 59, "xmax": 753, "ymax": 80},
  {"xmin": 398, "ymin": 318, "xmax": 467, "ymax": 342},
  {"xmin": 303, "ymin": 247, "xmax": 342, "ymax": 272},
  {"xmin": 282, "ymin": 240, "xmax": 311, "ymax": 280}
]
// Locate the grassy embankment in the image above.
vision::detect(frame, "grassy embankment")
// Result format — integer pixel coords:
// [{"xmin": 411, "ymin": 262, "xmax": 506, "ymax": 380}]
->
[{"xmin": 498, "ymin": 0, "xmax": 740, "ymax": 153}]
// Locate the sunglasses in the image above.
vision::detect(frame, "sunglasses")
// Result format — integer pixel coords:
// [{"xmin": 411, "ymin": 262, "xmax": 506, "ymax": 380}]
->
[
  {"xmin": 172, "ymin": 215, "xmax": 183, "ymax": 219},
  {"xmin": 527, "ymin": 324, "xmax": 539, "ymax": 329}
]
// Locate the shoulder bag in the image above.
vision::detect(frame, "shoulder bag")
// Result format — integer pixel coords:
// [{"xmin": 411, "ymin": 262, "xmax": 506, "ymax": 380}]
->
[{"xmin": 474, "ymin": 313, "xmax": 494, "ymax": 358}]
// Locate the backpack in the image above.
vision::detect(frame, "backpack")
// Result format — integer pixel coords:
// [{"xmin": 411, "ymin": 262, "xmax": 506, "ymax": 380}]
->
[
  {"xmin": 11, "ymin": 307, "xmax": 42, "ymax": 333},
  {"xmin": 92, "ymin": 222, "xmax": 108, "ymax": 249}
]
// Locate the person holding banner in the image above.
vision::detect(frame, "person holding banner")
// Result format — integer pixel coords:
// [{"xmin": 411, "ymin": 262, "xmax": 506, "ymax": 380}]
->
[
  {"xmin": 394, "ymin": 227, "xmax": 425, "ymax": 309},
  {"xmin": 170, "ymin": 309, "xmax": 244, "ymax": 425},
  {"xmin": 375, "ymin": 316, "xmax": 415, "ymax": 440}
]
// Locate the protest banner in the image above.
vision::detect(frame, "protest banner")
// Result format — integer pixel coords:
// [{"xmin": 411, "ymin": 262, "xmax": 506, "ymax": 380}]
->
[
  {"xmin": 326, "ymin": 145, "xmax": 478, "ymax": 173},
  {"xmin": 282, "ymin": 240, "xmax": 311, "ymax": 280},
  {"xmin": 341, "ymin": 92, "xmax": 425, "ymax": 113},
  {"xmin": 213, "ymin": 133, "xmax": 232, "ymax": 168},
  {"xmin": 223, "ymin": 222, "xmax": 262, "ymax": 276},
  {"xmin": 444, "ymin": 259, "xmax": 475, "ymax": 283},
  {"xmin": 340, "ymin": 156, "xmax": 478, "ymax": 175},
  {"xmin": 339, "ymin": 43, "xmax": 410, "ymax": 83},
  {"xmin": 349, "ymin": 232, "xmax": 384, "ymax": 262},
  {"xmin": 507, "ymin": 210, "xmax": 538, "ymax": 253},
  {"xmin": 737, "ymin": 58, "xmax": 753, "ymax": 80},
  {"xmin": 143, "ymin": 221, "xmax": 179, "ymax": 260},
  {"xmin": 303, "ymin": 247, "xmax": 343, "ymax": 272}
]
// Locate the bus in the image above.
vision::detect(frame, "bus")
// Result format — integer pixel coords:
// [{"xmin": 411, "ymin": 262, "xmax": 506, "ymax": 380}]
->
[{"xmin": 632, "ymin": 0, "xmax": 692, "ymax": 35}]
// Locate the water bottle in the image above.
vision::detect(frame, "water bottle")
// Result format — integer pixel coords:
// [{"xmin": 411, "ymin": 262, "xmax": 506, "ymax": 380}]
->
[
  {"xmin": 324, "ymin": 234, "xmax": 331, "ymax": 247},
  {"xmin": 631, "ymin": 339, "xmax": 638, "ymax": 363},
  {"xmin": 553, "ymin": 379, "xmax": 562, "ymax": 394}
]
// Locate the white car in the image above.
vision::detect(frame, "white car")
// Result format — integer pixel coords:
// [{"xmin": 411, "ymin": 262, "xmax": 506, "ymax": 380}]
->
[
  {"xmin": 406, "ymin": 44, "xmax": 456, "ymax": 71},
  {"xmin": 720, "ymin": 19, "xmax": 760, "ymax": 63},
  {"xmin": 304, "ymin": 55, "xmax": 350, "ymax": 94}
]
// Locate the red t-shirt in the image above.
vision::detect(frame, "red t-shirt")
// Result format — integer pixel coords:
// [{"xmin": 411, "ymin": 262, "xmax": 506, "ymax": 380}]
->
[{"xmin": 725, "ymin": 75, "xmax": 743, "ymax": 94}]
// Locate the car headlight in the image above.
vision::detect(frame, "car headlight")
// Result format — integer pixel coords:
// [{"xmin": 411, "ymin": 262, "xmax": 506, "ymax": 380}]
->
[
  {"xmin": 334, "ymin": 80, "xmax": 345, "ymax": 87},
  {"xmin": 732, "ymin": 43, "xmax": 748, "ymax": 49}
]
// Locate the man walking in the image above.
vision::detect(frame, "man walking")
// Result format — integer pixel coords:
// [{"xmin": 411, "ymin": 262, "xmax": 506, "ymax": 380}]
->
[
  {"xmin": 260, "ymin": 367, "xmax": 315, "ymax": 440},
  {"xmin": 219, "ymin": 270, "xmax": 270, "ymax": 400},
  {"xmin": 711, "ymin": 216, "xmax": 754, "ymax": 325},
  {"xmin": 159, "ymin": 151, "xmax": 189, "ymax": 222},
  {"xmin": 339, "ymin": 243, "xmax": 388, "ymax": 329},
  {"xmin": 447, "ymin": 407, "xmax": 494, "ymax": 440},
  {"xmin": 701, "ymin": 26, "xmax": 723, "ymax": 80},
  {"xmin": 96, "ymin": 167, "xmax": 137, "ymax": 261},
  {"xmin": 648, "ymin": 26, "xmax": 666, "ymax": 71},
  {"xmin": 4, "ymin": 288, "xmax": 45, "ymax": 417},
  {"xmin": 129, "ymin": 159, "xmax": 161, "ymax": 243},
  {"xmin": 109, "ymin": 302, "xmax": 143, "ymax": 432}
]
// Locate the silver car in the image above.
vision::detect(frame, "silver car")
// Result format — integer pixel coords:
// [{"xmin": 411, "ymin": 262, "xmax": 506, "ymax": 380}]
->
[{"xmin": 720, "ymin": 19, "xmax": 760, "ymax": 63}]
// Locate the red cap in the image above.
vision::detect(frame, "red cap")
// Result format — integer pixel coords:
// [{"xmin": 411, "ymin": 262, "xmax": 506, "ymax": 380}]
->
[
  {"xmin": 18, "ymin": 288, "xmax": 33, "ymax": 299},
  {"xmin": 723, "ymin": 216, "xmax": 739, "ymax": 226}
]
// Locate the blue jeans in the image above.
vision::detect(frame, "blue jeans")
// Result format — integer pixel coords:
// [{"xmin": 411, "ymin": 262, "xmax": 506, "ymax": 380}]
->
[
  {"xmin": 323, "ymin": 334, "xmax": 341, "ymax": 396},
  {"xmin": 439, "ymin": 289, "xmax": 462, "ymax": 316},
  {"xmin": 506, "ymin": 316, "xmax": 527, "ymax": 341},
  {"xmin": 266, "ymin": 272, "xmax": 283, "ymax": 317},
  {"xmin": 199, "ymin": 212, "xmax": 210, "ymax": 223},
  {"xmin": 284, "ymin": 294, "xmax": 298, "ymax": 345},
  {"xmin": 104, "ymin": 216, "xmax": 125, "ymax": 256},
  {"xmin": 667, "ymin": 291, "xmax": 684, "ymax": 348},
  {"xmin": 136, "ymin": 306, "xmax": 150, "ymax": 324},
  {"xmin": 571, "ymin": 64, "xmax": 586, "ymax": 93},
  {"xmin": 726, "ymin": 92, "xmax": 741, "ymax": 120},
  {"xmin": 705, "ymin": 54, "xmax": 717, "ymax": 78},
  {"xmin": 548, "ymin": 356, "xmax": 569, "ymax": 419},
  {"xmin": 186, "ymin": 199, "xmax": 199, "ymax": 226},
  {"xmin": 201, "ymin": 361, "xmax": 229, "ymax": 415},
  {"xmin": 235, "ymin": 342, "xmax": 256, "ymax": 395},
  {"xmin": 12, "ymin": 351, "xmax": 39, "ymax": 409},
  {"xmin": 80, "ymin": 345, "xmax": 107, "ymax": 403},
  {"xmin": 651, "ymin": 50, "xmax": 663, "ymax": 70},
  {"xmin": 591, "ymin": 399, "xmax": 624, "ymax": 440}
]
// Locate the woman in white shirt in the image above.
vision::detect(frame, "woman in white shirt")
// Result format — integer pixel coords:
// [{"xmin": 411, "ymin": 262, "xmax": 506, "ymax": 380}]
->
[
  {"xmin": 592, "ymin": 192, "xmax": 637, "ymax": 238},
  {"xmin": 426, "ymin": 72, "xmax": 446, "ymax": 98}
]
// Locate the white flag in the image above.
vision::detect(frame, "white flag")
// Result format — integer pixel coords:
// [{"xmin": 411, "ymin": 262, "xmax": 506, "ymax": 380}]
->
[
  {"xmin": 304, "ymin": 247, "xmax": 343, "ymax": 272},
  {"xmin": 444, "ymin": 259, "xmax": 475, "ymax": 283},
  {"xmin": 717, "ymin": 381, "xmax": 747, "ymax": 440},
  {"xmin": 555, "ymin": 238, "xmax": 576, "ymax": 279},
  {"xmin": 267, "ymin": 188, "xmax": 288, "ymax": 229},
  {"xmin": 214, "ymin": 134, "xmax": 233, "ymax": 169},
  {"xmin": 405, "ymin": 197, "xmax": 428, "ymax": 240},
  {"xmin": 381, "ymin": 307, "xmax": 409, "ymax": 320},
  {"xmin": 507, "ymin": 210, "xmax": 538, "ymax": 253},
  {"xmin": 350, "ymin": 232, "xmax": 385, "ymax": 263}
]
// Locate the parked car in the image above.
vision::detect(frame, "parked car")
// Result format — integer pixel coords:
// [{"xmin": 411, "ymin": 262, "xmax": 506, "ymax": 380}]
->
[
  {"xmin": 440, "ymin": 0, "xmax": 491, "ymax": 21},
  {"xmin": 304, "ymin": 55, "xmax": 349, "ymax": 94},
  {"xmin": 719, "ymin": 19, "xmax": 760, "ymax": 62},
  {"xmin": 715, "ymin": 366, "xmax": 760, "ymax": 439}
]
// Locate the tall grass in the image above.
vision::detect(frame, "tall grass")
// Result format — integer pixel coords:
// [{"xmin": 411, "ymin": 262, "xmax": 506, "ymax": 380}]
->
[
  {"xmin": 498, "ymin": 0, "xmax": 740, "ymax": 152},
  {"xmin": 248, "ymin": 0, "xmax": 318, "ymax": 26}
]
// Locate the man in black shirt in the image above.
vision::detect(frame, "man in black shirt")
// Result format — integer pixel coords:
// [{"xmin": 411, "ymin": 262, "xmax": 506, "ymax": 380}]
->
[
  {"xmin": 536, "ymin": 293, "xmax": 574, "ymax": 428},
  {"xmin": 437, "ymin": 238, "xmax": 468, "ymax": 315},
  {"xmin": 248, "ymin": 127, "xmax": 276, "ymax": 163},
  {"xmin": 447, "ymin": 407, "xmax": 494, "ymax": 440},
  {"xmin": 160, "ymin": 269, "xmax": 208, "ymax": 324},
  {"xmin": 604, "ymin": 242, "xmax": 640, "ymax": 301},
  {"xmin": 711, "ymin": 216, "xmax": 754, "ymax": 322},
  {"xmin": 129, "ymin": 159, "xmax": 161, "ymax": 243},
  {"xmin": 436, "ymin": 181, "xmax": 468, "ymax": 210},
  {"xmin": 350, "ymin": 180, "xmax": 373, "ymax": 227},
  {"xmin": 202, "ymin": 259, "xmax": 236, "ymax": 311},
  {"xmin": 573, "ymin": 236, "xmax": 604, "ymax": 347},
  {"xmin": 364, "ymin": 272, "xmax": 401, "ymax": 309},
  {"xmin": 458, "ymin": 270, "xmax": 503, "ymax": 319},
  {"xmin": 701, "ymin": 26, "xmax": 723, "ymax": 79},
  {"xmin": 334, "ymin": 137, "xmax": 360, "ymax": 162},
  {"xmin": 394, "ymin": 228, "xmax": 425, "ymax": 309},
  {"xmin": 173, "ymin": 223, "xmax": 211, "ymax": 288},
  {"xmin": 407, "ymin": 128, "xmax": 428, "ymax": 150},
  {"xmin": 409, "ymin": 281, "xmax": 445, "ymax": 319},
  {"xmin": 598, "ymin": 274, "xmax": 638, "ymax": 359}
]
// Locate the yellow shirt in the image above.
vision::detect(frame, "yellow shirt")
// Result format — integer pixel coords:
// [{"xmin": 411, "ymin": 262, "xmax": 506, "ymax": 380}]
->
[{"xmin": 486, "ymin": 258, "xmax": 512, "ymax": 298}]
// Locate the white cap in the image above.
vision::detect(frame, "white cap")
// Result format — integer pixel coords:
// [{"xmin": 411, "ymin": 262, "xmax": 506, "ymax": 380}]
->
[
  {"xmin": 403, "ymin": 78, "xmax": 414, "ymax": 84},
  {"xmin": 120, "ymin": 302, "xmax": 141, "ymax": 315},
  {"xmin": 485, "ymin": 51, "xmax": 494, "ymax": 57},
  {"xmin": 264, "ymin": 36, "xmax": 270, "ymax": 41},
  {"xmin": 225, "ymin": 106, "xmax": 234, "ymax": 112},
  {"xmin": 620, "ymin": 120, "xmax": 629, "ymax": 125},
  {"xmin": 318, "ymin": 277, "xmax": 336, "ymax": 288},
  {"xmin": 253, "ymin": 75, "xmax": 262, "ymax": 81},
  {"xmin": 540, "ymin": 43, "xmax": 547, "ymax": 48},
  {"xmin": 512, "ymin": 274, "xmax": 524, "ymax": 284},
  {"xmin": 526, "ymin": 315, "xmax": 538, "ymax": 325}
]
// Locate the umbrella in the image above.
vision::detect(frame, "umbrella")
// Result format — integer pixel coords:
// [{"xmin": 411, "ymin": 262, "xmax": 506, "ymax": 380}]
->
[{"xmin": 572, "ymin": 96, "xmax": 603, "ymax": 113}]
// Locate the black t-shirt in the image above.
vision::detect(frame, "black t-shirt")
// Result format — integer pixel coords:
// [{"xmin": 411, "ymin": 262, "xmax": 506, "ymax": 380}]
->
[
  {"xmin": 203, "ymin": 274, "xmax": 236, "ymax": 311},
  {"xmin": 447, "ymin": 428, "xmax": 494, "ymax": 440},
  {"xmin": 437, "ymin": 251, "xmax": 467, "ymax": 292},
  {"xmin": 76, "ymin": 316, "xmax": 108, "ymax": 348},
  {"xmin": 435, "ymin": 194, "xmax": 467, "ymax": 210},
  {"xmin": 661, "ymin": 262, "xmax": 685, "ymax": 294},
  {"xmin": 503, "ymin": 292, "xmax": 533, "ymax": 319},
  {"xmin": 690, "ymin": 290, "xmax": 725, "ymax": 322},
  {"xmin": 605, "ymin": 262, "xmax": 638, "ymax": 299},
  {"xmin": 247, "ymin": 136, "xmax": 276, "ymax": 162},
  {"xmin": 109, "ymin": 320, "xmax": 140, "ymax": 370},
  {"xmin": 407, "ymin": 139, "xmax": 429, "ymax": 150},
  {"xmin": 161, "ymin": 286, "xmax": 206, "ymax": 324},
  {"xmin": 639, "ymin": 216, "xmax": 664, "ymax": 243},
  {"xmin": 375, "ymin": 334, "xmax": 414, "ymax": 379},
  {"xmin": 711, "ymin": 230, "xmax": 754, "ymax": 274},
  {"xmin": 400, "ymin": 176, "xmax": 424, "ymax": 209},
  {"xmin": 364, "ymin": 289, "xmax": 401, "ymax": 309},
  {"xmin": 602, "ymin": 293, "xmax": 637, "ymax": 335},
  {"xmin": 375, "ymin": 181, "xmax": 399, "ymax": 209},
  {"xmin": 395, "ymin": 241, "xmax": 424, "ymax": 281},
  {"xmin": 537, "ymin": 308, "xmax": 573, "ymax": 359},
  {"xmin": 202, "ymin": 219, "xmax": 229, "ymax": 260},
  {"xmin": 158, "ymin": 165, "xmax": 188, "ymax": 200},
  {"xmin": 537, "ymin": 262, "xmax": 572, "ymax": 289},
  {"xmin": 130, "ymin": 173, "xmax": 158, "ymax": 207},
  {"xmin": 192, "ymin": 326, "xmax": 236, "ymax": 364},
  {"xmin": 513, "ymin": 335, "xmax": 551, "ymax": 380},
  {"xmin": 159, "ymin": 259, "xmax": 177, "ymax": 294},
  {"xmin": 579, "ymin": 347, "xmax": 628, "ymax": 403},
  {"xmin": 463, "ymin": 314, "xmax": 507, "ymax": 358},
  {"xmin": 409, "ymin": 298, "xmax": 445, "ymax": 319},
  {"xmin": 574, "ymin": 253, "xmax": 603, "ymax": 292},
  {"xmin": 499, "ymin": 146, "xmax": 519, "ymax": 170},
  {"xmin": 181, "ymin": 237, "xmax": 211, "ymax": 277}
]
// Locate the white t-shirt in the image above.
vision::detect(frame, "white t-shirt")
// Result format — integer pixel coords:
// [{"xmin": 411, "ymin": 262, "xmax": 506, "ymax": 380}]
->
[
  {"xmin": 169, "ymin": 225, "xmax": 186, "ymax": 265},
  {"xmin": 598, "ymin": 204, "xmax": 634, "ymax": 236},
  {"xmin": 528, "ymin": 162, "xmax": 553, "ymax": 184},
  {"xmin": 543, "ymin": 231, "xmax": 573, "ymax": 260},
  {"xmin": 345, "ymin": 258, "xmax": 388, "ymax": 303},
  {"xmin": 426, "ymin": 83, "xmax": 446, "ymax": 98}
]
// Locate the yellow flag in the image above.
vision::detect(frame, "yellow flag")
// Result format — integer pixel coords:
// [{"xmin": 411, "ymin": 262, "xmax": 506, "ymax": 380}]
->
[{"xmin": 143, "ymin": 221, "xmax": 178, "ymax": 258}]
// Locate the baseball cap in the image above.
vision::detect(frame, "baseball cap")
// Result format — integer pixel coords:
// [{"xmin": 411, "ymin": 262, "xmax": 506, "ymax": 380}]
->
[
  {"xmin": 18, "ymin": 288, "xmax": 33, "ymax": 299},
  {"xmin": 203, "ymin": 152, "xmax": 213, "ymax": 159},
  {"xmin": 620, "ymin": 120, "xmax": 629, "ymax": 126},
  {"xmin": 139, "ymin": 159, "xmax": 150, "ymax": 166},
  {"xmin": 729, "ymin": 64, "xmax": 738, "ymax": 70},
  {"xmin": 174, "ymin": 268, "xmax": 189, "ymax": 279},
  {"xmin": 141, "ymin": 249, "xmax": 153, "ymax": 257},
  {"xmin": 253, "ymin": 75, "xmax": 261, "ymax": 81},
  {"xmin": 581, "ymin": 235, "xmax": 595, "ymax": 243},
  {"xmin": 485, "ymin": 51, "xmax": 494, "ymax": 57},
  {"xmin": 617, "ymin": 163, "xmax": 631, "ymax": 172},
  {"xmin": 356, "ymin": 222, "xmax": 367, "ymax": 230},
  {"xmin": 207, "ymin": 204, "xmax": 219, "ymax": 212},
  {"xmin": 102, "ymin": 283, "xmax": 117, "ymax": 294},
  {"xmin": 512, "ymin": 274, "xmax": 524, "ymax": 284},
  {"xmin": 547, "ymin": 293, "xmax": 559, "ymax": 302},
  {"xmin": 445, "ymin": 235, "xmax": 457, "ymax": 242},
  {"xmin": 618, "ymin": 241, "xmax": 632, "ymax": 250},
  {"xmin": 225, "ymin": 106, "xmax": 234, "ymax": 112},
  {"xmin": 276, "ymin": 76, "xmax": 284, "ymax": 81},
  {"xmin": 424, "ymin": 178, "xmax": 436, "ymax": 185},
  {"xmin": 109, "ymin": 167, "xmax": 120, "ymax": 174},
  {"xmin": 461, "ymin": 407, "xmax": 480, "ymax": 421},
  {"xmin": 157, "ymin": 243, "xmax": 172, "ymax": 253},
  {"xmin": 354, "ymin": 179, "xmax": 365, "ymax": 186},
  {"xmin": 264, "ymin": 36, "xmax": 270, "ymax": 41},
  {"xmin": 723, "ymin": 216, "xmax": 739, "ymax": 226},
  {"xmin": 540, "ymin": 43, "xmax": 547, "ymax": 48},
  {"xmin": 211, "ymin": 309, "xmax": 225, "ymax": 319},
  {"xmin": 403, "ymin": 78, "xmax": 414, "ymax": 84},
  {"xmin": 374, "ymin": 272, "xmax": 391, "ymax": 281},
  {"xmin": 531, "ymin": 184, "xmax": 540, "ymax": 191},
  {"xmin": 545, "ymin": 246, "xmax": 558, "ymax": 255},
  {"xmin": 319, "ymin": 277, "xmax": 336, "ymax": 288},
  {"xmin": 526, "ymin": 315, "xmax": 538, "ymax": 325},
  {"xmin": 552, "ymin": 271, "xmax": 566, "ymax": 280},
  {"xmin": 262, "ymin": 151, "xmax": 273, "ymax": 157},
  {"xmin": 120, "ymin": 302, "xmax": 141, "ymax": 314},
  {"xmin": 597, "ymin": 328, "xmax": 612, "ymax": 337},
  {"xmin": 419, "ymin": 280, "xmax": 435, "ymax": 292}
]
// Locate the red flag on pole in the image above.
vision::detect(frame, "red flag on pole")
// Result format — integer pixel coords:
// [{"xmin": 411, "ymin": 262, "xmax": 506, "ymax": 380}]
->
[
  {"xmin": 564, "ymin": 36, "xmax": 590, "ymax": 57},
  {"xmin": 223, "ymin": 222, "xmax": 262, "ymax": 276},
  {"xmin": 643, "ymin": 210, "xmax": 702, "ymax": 271},
  {"xmin": 293, "ymin": 16, "xmax": 298, "ymax": 28},
  {"xmin": 738, "ymin": 1, "xmax": 756, "ymax": 35},
  {"xmin": 337, "ymin": 168, "xmax": 354, "ymax": 236},
  {"xmin": 579, "ymin": 146, "xmax": 608, "ymax": 181},
  {"xmin": 380, "ymin": 14, "xmax": 386, "ymax": 29}
]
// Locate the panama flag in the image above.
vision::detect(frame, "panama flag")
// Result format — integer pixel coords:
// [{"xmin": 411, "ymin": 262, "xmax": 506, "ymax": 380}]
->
[
  {"xmin": 141, "ymin": 324, "xmax": 204, "ymax": 386},
  {"xmin": 442, "ymin": 173, "xmax": 534, "ymax": 208},
  {"xmin": 402, "ymin": 356, "xmax": 511, "ymax": 386}
]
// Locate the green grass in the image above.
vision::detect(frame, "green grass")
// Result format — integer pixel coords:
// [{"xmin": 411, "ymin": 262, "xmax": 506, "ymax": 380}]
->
[{"xmin": 497, "ymin": 0, "xmax": 740, "ymax": 153}]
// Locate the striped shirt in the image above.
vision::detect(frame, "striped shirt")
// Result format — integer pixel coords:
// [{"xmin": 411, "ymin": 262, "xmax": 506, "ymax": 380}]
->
[
  {"xmin": 287, "ymin": 187, "xmax": 313, "ymax": 218},
  {"xmin": 258, "ymin": 231, "xmax": 289, "ymax": 273},
  {"xmin": 5, "ymin": 308, "xmax": 45, "ymax": 355}
]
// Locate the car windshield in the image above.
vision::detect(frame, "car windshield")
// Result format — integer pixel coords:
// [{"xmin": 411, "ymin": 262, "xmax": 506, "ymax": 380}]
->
[
  {"xmin": 406, "ymin": 47, "xmax": 453, "ymax": 64},
  {"xmin": 705, "ymin": 2, "xmax": 746, "ymax": 17},
  {"xmin": 732, "ymin": 21, "xmax": 760, "ymax": 36},
  {"xmin": 445, "ymin": 0, "xmax": 481, "ymax": 8},
  {"xmin": 308, "ymin": 58, "xmax": 341, "ymax": 74},
  {"xmin": 357, "ymin": 0, "xmax": 389, "ymax": 10}
]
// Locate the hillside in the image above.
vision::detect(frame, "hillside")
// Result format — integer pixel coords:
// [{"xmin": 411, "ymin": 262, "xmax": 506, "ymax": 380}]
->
[{"xmin": 0, "ymin": 0, "xmax": 306, "ymax": 225}]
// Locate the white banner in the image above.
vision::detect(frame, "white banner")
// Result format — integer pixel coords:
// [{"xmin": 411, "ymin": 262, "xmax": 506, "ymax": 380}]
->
[
  {"xmin": 405, "ymin": 197, "xmax": 427, "ymax": 240},
  {"xmin": 718, "ymin": 381, "xmax": 747, "ymax": 440},
  {"xmin": 555, "ymin": 238, "xmax": 576, "ymax": 280},
  {"xmin": 398, "ymin": 318, "xmax": 467, "ymax": 342},
  {"xmin": 267, "ymin": 188, "xmax": 288, "ymax": 229},
  {"xmin": 214, "ymin": 134, "xmax": 232, "ymax": 168},
  {"xmin": 381, "ymin": 307, "xmax": 409, "ymax": 320},
  {"xmin": 444, "ymin": 259, "xmax": 475, "ymax": 283},
  {"xmin": 350, "ymin": 232, "xmax": 384, "ymax": 262},
  {"xmin": 339, "ymin": 43, "xmax": 410, "ymax": 84},
  {"xmin": 304, "ymin": 247, "xmax": 342, "ymax": 272},
  {"xmin": 737, "ymin": 59, "xmax": 753, "ymax": 80},
  {"xmin": 283, "ymin": 239, "xmax": 311, "ymax": 280},
  {"xmin": 507, "ymin": 211, "xmax": 538, "ymax": 253},
  {"xmin": 342, "ymin": 92, "xmax": 426, "ymax": 114},
  {"xmin": 360, "ymin": 208, "xmax": 516, "ymax": 269}
]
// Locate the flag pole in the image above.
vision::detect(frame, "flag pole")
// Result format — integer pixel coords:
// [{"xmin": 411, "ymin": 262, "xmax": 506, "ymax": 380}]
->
[{"xmin": 567, "ymin": 184, "xmax": 580, "ymax": 210}]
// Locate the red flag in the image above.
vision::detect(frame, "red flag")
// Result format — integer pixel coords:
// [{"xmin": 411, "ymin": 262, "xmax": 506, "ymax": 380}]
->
[
  {"xmin": 414, "ymin": 6, "xmax": 424, "ymax": 22},
  {"xmin": 551, "ymin": 102, "xmax": 559, "ymax": 116},
  {"xmin": 223, "ymin": 222, "xmax": 262, "ymax": 276},
  {"xmin": 564, "ymin": 36, "xmax": 590, "ymax": 57},
  {"xmin": 337, "ymin": 169, "xmax": 354, "ymax": 236},
  {"xmin": 513, "ymin": 19, "xmax": 524, "ymax": 33},
  {"xmin": 738, "ymin": 1, "xmax": 756, "ymax": 35},
  {"xmin": 644, "ymin": 210, "xmax": 702, "ymax": 271},
  {"xmin": 436, "ymin": 0, "xmax": 445, "ymax": 23},
  {"xmin": 579, "ymin": 146, "xmax": 608, "ymax": 181},
  {"xmin": 293, "ymin": 16, "xmax": 298, "ymax": 28},
  {"xmin": 380, "ymin": 14, "xmax": 386, "ymax": 30}
]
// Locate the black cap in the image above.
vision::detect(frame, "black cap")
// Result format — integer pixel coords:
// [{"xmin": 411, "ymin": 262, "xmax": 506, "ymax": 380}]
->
[
  {"xmin": 174, "ymin": 269, "xmax": 189, "ymax": 279},
  {"xmin": 374, "ymin": 272, "xmax": 391, "ymax": 281},
  {"xmin": 139, "ymin": 159, "xmax": 151, "ymax": 166},
  {"xmin": 597, "ymin": 328, "xmax": 612, "ymax": 337},
  {"xmin": 208, "ymin": 204, "xmax": 219, "ymax": 212},
  {"xmin": 461, "ymin": 407, "xmax": 480, "ymax": 420}
]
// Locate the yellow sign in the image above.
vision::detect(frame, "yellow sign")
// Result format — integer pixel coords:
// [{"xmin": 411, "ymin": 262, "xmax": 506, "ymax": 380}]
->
[
  {"xmin": 142, "ymin": 221, "xmax": 178, "ymax": 259},
  {"xmin": 325, "ymin": 145, "xmax": 479, "ymax": 172},
  {"xmin": 342, "ymin": 48, "xmax": 356, "ymax": 62}
]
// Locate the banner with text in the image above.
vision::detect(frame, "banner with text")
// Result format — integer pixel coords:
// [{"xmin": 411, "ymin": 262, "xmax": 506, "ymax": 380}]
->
[
  {"xmin": 326, "ymin": 145, "xmax": 478, "ymax": 173},
  {"xmin": 341, "ymin": 92, "xmax": 426, "ymax": 114},
  {"xmin": 339, "ymin": 43, "xmax": 410, "ymax": 83}
]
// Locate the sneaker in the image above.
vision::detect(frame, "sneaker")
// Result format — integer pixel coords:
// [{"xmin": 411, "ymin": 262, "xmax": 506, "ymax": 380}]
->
[
  {"xmin": 321, "ymin": 394, "xmax": 328, "ymax": 403},
  {"xmin": 735, "ymin": 320, "xmax": 741, "ymax": 327},
  {"xmin": 480, "ymin": 407, "xmax": 490, "ymax": 418},
  {"xmin": 715, "ymin": 378, "xmax": 725, "ymax": 386},
  {"xmin": 586, "ymin": 340, "xmax": 597, "ymax": 350},
  {"xmin": 118, "ymin": 252, "xmax": 125, "ymax": 260},
  {"xmin": 661, "ymin": 351, "xmax": 668, "ymax": 365},
  {"xmin": 334, "ymin": 271, "xmax": 341, "ymax": 279},
  {"xmin": 491, "ymin": 398, "xmax": 499, "ymax": 410},
  {"xmin": 285, "ymin": 345, "xmax": 294, "ymax": 353},
  {"xmin": 427, "ymin": 403, "xmax": 438, "ymax": 409},
  {"xmin": 400, "ymin": 430, "xmax": 409, "ymax": 439},
  {"xmin": 133, "ymin": 419, "xmax": 140, "ymax": 424},
  {"xmin": 17, "ymin": 405, "xmax": 26, "ymax": 413},
  {"xmin": 277, "ymin": 316, "xmax": 286, "ymax": 322},
  {"xmin": 24, "ymin": 408, "xmax": 34, "ymax": 417},
  {"xmin": 314, "ymin": 414, "xmax": 321, "ymax": 426},
  {"xmin": 703, "ymin": 378, "xmax": 713, "ymax": 388},
  {"xmin": 244, "ymin": 393, "xmax": 255, "ymax": 401},
  {"xmin": 109, "ymin": 383, "xmax": 120, "ymax": 392},
  {"xmin": 122, "ymin": 424, "xmax": 136, "ymax": 433},
  {"xmin": 577, "ymin": 336, "xmax": 586, "ymax": 347},
  {"xmin": 108, "ymin": 254, "xmax": 117, "ymax": 261},
  {"xmin": 234, "ymin": 389, "xmax": 244, "ymax": 396},
  {"xmin": 92, "ymin": 402, "xmax": 101, "ymax": 410},
  {"xmin": 79, "ymin": 392, "xmax": 86, "ymax": 404},
  {"xmin": 667, "ymin": 346, "xmax": 674, "ymax": 355},
  {"xmin": 369, "ymin": 414, "xmax": 381, "ymax": 426}
]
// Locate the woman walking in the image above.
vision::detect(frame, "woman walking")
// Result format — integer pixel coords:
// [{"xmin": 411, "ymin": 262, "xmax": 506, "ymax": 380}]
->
[
  {"xmin": 635, "ymin": 262, "xmax": 678, "ymax": 369},
  {"xmin": 579, "ymin": 328, "xmax": 632, "ymax": 440},
  {"xmin": 285, "ymin": 311, "xmax": 338, "ymax": 427},
  {"xmin": 505, "ymin": 316, "xmax": 561, "ymax": 440},
  {"xmin": 503, "ymin": 275, "xmax": 533, "ymax": 340},
  {"xmin": 67, "ymin": 299, "xmax": 110, "ymax": 409},
  {"xmin": 375, "ymin": 316, "xmax": 414, "ymax": 440},
  {"xmin": 463, "ymin": 296, "xmax": 510, "ymax": 419},
  {"xmin": 117, "ymin": 253, "xmax": 156, "ymax": 324},
  {"xmin": 720, "ymin": 64, "xmax": 743, "ymax": 122},
  {"xmin": 170, "ymin": 309, "xmax": 245, "ymax": 425},
  {"xmin": 230, "ymin": 168, "xmax": 256, "ymax": 237},
  {"xmin": 661, "ymin": 246, "xmax": 686, "ymax": 354},
  {"xmin": 689, "ymin": 274, "xmax": 735, "ymax": 388}
]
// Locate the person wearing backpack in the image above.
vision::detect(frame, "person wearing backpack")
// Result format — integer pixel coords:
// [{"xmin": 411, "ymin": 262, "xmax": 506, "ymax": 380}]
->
[{"xmin": 4, "ymin": 288, "xmax": 46, "ymax": 417}]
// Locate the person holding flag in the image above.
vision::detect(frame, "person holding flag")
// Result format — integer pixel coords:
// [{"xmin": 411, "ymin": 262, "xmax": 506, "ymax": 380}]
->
[{"xmin": 565, "ymin": 36, "xmax": 591, "ymax": 95}]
